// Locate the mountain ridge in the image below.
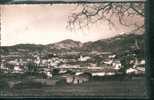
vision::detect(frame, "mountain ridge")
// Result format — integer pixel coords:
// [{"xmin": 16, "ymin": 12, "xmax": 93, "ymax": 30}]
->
[{"xmin": 1, "ymin": 33, "xmax": 144, "ymax": 55}]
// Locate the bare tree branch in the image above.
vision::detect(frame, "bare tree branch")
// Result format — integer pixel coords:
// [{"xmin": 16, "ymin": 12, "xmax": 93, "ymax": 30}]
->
[{"xmin": 67, "ymin": 2, "xmax": 144, "ymax": 32}]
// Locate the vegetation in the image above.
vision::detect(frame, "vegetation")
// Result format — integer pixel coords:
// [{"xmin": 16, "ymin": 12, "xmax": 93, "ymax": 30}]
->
[
  {"xmin": 26, "ymin": 62, "xmax": 38, "ymax": 74},
  {"xmin": 119, "ymin": 53, "xmax": 136, "ymax": 75},
  {"xmin": 52, "ymin": 69, "xmax": 60, "ymax": 75}
]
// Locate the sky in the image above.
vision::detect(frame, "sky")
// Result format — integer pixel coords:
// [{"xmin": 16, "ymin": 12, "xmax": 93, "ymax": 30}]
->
[{"xmin": 1, "ymin": 4, "xmax": 144, "ymax": 46}]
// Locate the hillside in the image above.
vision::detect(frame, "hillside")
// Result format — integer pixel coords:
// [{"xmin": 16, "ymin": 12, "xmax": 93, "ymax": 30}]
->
[
  {"xmin": 1, "ymin": 33, "xmax": 144, "ymax": 57},
  {"xmin": 47, "ymin": 39, "xmax": 82, "ymax": 50},
  {"xmin": 82, "ymin": 34, "xmax": 144, "ymax": 53}
]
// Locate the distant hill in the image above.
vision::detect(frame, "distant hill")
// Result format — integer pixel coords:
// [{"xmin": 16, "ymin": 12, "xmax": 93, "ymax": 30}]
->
[
  {"xmin": 1, "ymin": 33, "xmax": 144, "ymax": 57},
  {"xmin": 1, "ymin": 44, "xmax": 47, "ymax": 55},
  {"xmin": 82, "ymin": 34, "xmax": 144, "ymax": 53},
  {"xmin": 47, "ymin": 39, "xmax": 82, "ymax": 50}
]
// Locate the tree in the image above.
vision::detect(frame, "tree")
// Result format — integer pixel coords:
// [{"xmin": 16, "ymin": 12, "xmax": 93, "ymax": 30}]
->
[
  {"xmin": 67, "ymin": 2, "xmax": 145, "ymax": 33},
  {"xmin": 67, "ymin": 2, "xmax": 145, "ymax": 75},
  {"xmin": 26, "ymin": 61, "xmax": 38, "ymax": 74},
  {"xmin": 52, "ymin": 68, "xmax": 60, "ymax": 75},
  {"xmin": 118, "ymin": 50, "xmax": 137, "ymax": 75}
]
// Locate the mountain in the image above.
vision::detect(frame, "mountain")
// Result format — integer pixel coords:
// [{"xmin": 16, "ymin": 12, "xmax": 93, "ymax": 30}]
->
[
  {"xmin": 82, "ymin": 33, "xmax": 144, "ymax": 54},
  {"xmin": 47, "ymin": 39, "xmax": 83, "ymax": 50},
  {"xmin": 1, "ymin": 33, "xmax": 144, "ymax": 56},
  {"xmin": 1, "ymin": 44, "xmax": 47, "ymax": 55}
]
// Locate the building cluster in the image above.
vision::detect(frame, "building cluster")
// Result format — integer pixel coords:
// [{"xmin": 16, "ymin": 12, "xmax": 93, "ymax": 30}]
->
[{"xmin": 0, "ymin": 51, "xmax": 145, "ymax": 84}]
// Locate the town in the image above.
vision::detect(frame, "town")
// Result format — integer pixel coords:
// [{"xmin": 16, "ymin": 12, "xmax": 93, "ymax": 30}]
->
[{"xmin": 0, "ymin": 49, "xmax": 145, "ymax": 86}]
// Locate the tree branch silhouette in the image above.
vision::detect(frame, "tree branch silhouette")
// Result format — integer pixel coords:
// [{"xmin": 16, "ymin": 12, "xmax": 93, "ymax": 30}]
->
[{"xmin": 67, "ymin": 2, "xmax": 144, "ymax": 32}]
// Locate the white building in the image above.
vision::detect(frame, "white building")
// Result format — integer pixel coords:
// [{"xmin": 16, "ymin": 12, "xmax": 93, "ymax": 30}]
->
[
  {"xmin": 62, "ymin": 75, "xmax": 74, "ymax": 84},
  {"xmin": 105, "ymin": 72, "xmax": 115, "ymax": 76},
  {"xmin": 140, "ymin": 59, "xmax": 145, "ymax": 65},
  {"xmin": 34, "ymin": 56, "xmax": 41, "ymax": 65},
  {"xmin": 136, "ymin": 67, "xmax": 145, "ymax": 72},
  {"xmin": 104, "ymin": 59, "xmax": 113, "ymax": 65},
  {"xmin": 126, "ymin": 68, "xmax": 137, "ymax": 74},
  {"xmin": 108, "ymin": 54, "xmax": 116, "ymax": 59},
  {"xmin": 112, "ymin": 60, "xmax": 122, "ymax": 70},
  {"xmin": 42, "ymin": 59, "xmax": 48, "ymax": 65},
  {"xmin": 46, "ymin": 72, "xmax": 52, "ymax": 78},
  {"xmin": 75, "ymin": 72, "xmax": 84, "ymax": 76},
  {"xmin": 79, "ymin": 55, "xmax": 91, "ymax": 61},
  {"xmin": 126, "ymin": 68, "xmax": 144, "ymax": 75},
  {"xmin": 13, "ymin": 65, "xmax": 23, "ymax": 73},
  {"xmin": 8, "ymin": 59, "xmax": 19, "ymax": 65},
  {"xmin": 92, "ymin": 72, "xmax": 105, "ymax": 77},
  {"xmin": 59, "ymin": 70, "xmax": 67, "ymax": 74}
]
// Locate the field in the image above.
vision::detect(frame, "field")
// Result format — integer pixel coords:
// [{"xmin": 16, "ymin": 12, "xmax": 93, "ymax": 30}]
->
[{"xmin": 0, "ymin": 75, "xmax": 148, "ymax": 98}]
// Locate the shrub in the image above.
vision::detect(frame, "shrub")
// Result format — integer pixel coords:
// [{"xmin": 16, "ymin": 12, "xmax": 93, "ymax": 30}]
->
[{"xmin": 52, "ymin": 69, "xmax": 60, "ymax": 75}]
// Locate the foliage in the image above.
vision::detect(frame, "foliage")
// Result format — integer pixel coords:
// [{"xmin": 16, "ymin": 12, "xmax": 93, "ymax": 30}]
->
[
  {"xmin": 52, "ymin": 69, "xmax": 60, "ymax": 75},
  {"xmin": 118, "ymin": 51, "xmax": 136, "ymax": 75},
  {"xmin": 26, "ymin": 62, "xmax": 38, "ymax": 74}
]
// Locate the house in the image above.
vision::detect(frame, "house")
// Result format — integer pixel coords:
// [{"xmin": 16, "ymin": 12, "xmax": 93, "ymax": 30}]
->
[
  {"xmin": 34, "ymin": 56, "xmax": 41, "ymax": 65},
  {"xmin": 62, "ymin": 74, "xmax": 90, "ymax": 84},
  {"xmin": 91, "ymin": 68, "xmax": 116, "ymax": 77},
  {"xmin": 112, "ymin": 60, "xmax": 122, "ymax": 70},
  {"xmin": 26, "ymin": 58, "xmax": 33, "ymax": 62},
  {"xmin": 75, "ymin": 72, "xmax": 84, "ymax": 76},
  {"xmin": 46, "ymin": 72, "xmax": 52, "ymax": 79},
  {"xmin": 103, "ymin": 59, "xmax": 113, "ymax": 65},
  {"xmin": 59, "ymin": 69, "xmax": 67, "ymax": 74},
  {"xmin": 136, "ymin": 67, "xmax": 145, "ymax": 72},
  {"xmin": 13, "ymin": 65, "xmax": 23, "ymax": 73},
  {"xmin": 133, "ymin": 59, "xmax": 145, "ymax": 68},
  {"xmin": 140, "ymin": 59, "xmax": 145, "ymax": 65},
  {"xmin": 134, "ymin": 66, "xmax": 145, "ymax": 75},
  {"xmin": 126, "ymin": 68, "xmax": 144, "ymax": 75},
  {"xmin": 126, "ymin": 68, "xmax": 137, "ymax": 74},
  {"xmin": 105, "ymin": 72, "xmax": 115, "ymax": 76},
  {"xmin": 78, "ymin": 55, "xmax": 91, "ymax": 61},
  {"xmin": 62, "ymin": 75, "xmax": 74, "ymax": 84},
  {"xmin": 72, "ymin": 75, "xmax": 89, "ymax": 84},
  {"xmin": 41, "ymin": 59, "xmax": 48, "ymax": 65},
  {"xmin": 73, "ymin": 78, "xmax": 78, "ymax": 84},
  {"xmin": 8, "ymin": 59, "xmax": 19, "ymax": 65},
  {"xmin": 87, "ymin": 67, "xmax": 102, "ymax": 70},
  {"xmin": 92, "ymin": 72, "xmax": 105, "ymax": 77},
  {"xmin": 108, "ymin": 54, "xmax": 116, "ymax": 59},
  {"xmin": 89, "ymin": 63, "xmax": 97, "ymax": 67}
]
